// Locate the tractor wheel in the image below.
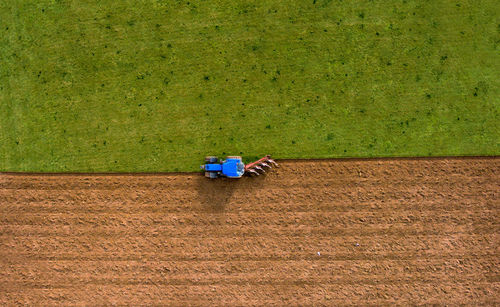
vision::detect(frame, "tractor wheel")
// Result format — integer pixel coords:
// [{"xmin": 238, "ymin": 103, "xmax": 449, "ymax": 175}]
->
[
  {"xmin": 209, "ymin": 172, "xmax": 218, "ymax": 179},
  {"xmin": 227, "ymin": 156, "xmax": 242, "ymax": 160},
  {"xmin": 205, "ymin": 156, "xmax": 218, "ymax": 163}
]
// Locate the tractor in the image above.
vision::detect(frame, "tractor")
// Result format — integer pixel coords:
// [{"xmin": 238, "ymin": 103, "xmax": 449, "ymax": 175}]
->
[{"xmin": 200, "ymin": 155, "xmax": 278, "ymax": 179}]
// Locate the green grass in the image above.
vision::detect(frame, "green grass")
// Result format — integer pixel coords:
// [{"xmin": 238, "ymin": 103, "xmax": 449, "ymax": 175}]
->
[{"xmin": 1, "ymin": 0, "xmax": 499, "ymax": 172}]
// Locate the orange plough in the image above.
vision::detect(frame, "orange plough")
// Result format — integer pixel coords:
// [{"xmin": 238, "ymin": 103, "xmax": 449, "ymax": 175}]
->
[{"xmin": 244, "ymin": 155, "xmax": 279, "ymax": 176}]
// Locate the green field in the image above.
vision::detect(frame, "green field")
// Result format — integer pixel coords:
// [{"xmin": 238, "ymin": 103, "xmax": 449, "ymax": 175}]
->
[{"xmin": 1, "ymin": 0, "xmax": 498, "ymax": 172}]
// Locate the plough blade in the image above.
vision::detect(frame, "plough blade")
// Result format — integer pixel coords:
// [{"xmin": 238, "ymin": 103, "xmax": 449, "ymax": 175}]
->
[
  {"xmin": 247, "ymin": 169, "xmax": 260, "ymax": 176},
  {"xmin": 259, "ymin": 162, "xmax": 271, "ymax": 169},
  {"xmin": 266, "ymin": 159, "xmax": 279, "ymax": 167},
  {"xmin": 253, "ymin": 166, "xmax": 265, "ymax": 172}
]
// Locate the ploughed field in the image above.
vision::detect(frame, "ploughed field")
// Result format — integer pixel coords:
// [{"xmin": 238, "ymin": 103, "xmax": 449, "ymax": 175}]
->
[{"xmin": 0, "ymin": 158, "xmax": 498, "ymax": 305}]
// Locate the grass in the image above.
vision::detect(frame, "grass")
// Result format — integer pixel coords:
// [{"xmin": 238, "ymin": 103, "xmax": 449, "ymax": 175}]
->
[{"xmin": 0, "ymin": 0, "xmax": 499, "ymax": 172}]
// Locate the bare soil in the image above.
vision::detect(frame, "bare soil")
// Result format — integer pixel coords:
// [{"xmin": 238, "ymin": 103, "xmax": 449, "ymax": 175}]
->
[{"xmin": 0, "ymin": 158, "xmax": 499, "ymax": 306}]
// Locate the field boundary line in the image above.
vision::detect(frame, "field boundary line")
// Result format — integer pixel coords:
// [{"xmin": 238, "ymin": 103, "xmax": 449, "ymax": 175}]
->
[{"xmin": 1, "ymin": 156, "xmax": 498, "ymax": 176}]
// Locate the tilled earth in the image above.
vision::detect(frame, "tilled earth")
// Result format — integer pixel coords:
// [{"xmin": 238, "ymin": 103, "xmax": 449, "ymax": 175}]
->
[{"xmin": 0, "ymin": 158, "xmax": 499, "ymax": 305}]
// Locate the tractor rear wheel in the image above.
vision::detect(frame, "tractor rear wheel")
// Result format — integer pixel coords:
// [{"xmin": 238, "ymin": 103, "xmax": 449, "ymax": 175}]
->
[{"xmin": 205, "ymin": 156, "xmax": 218, "ymax": 163}]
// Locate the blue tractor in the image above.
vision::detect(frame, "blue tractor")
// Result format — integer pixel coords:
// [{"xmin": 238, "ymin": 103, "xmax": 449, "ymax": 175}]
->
[{"xmin": 201, "ymin": 155, "xmax": 278, "ymax": 179}]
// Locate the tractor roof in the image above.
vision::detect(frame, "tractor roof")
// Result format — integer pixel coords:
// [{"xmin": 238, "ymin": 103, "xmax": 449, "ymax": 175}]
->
[{"xmin": 222, "ymin": 159, "xmax": 244, "ymax": 178}]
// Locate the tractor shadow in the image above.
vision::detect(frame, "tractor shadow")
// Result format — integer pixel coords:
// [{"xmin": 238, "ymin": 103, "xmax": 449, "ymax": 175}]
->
[
  {"xmin": 194, "ymin": 174, "xmax": 268, "ymax": 213},
  {"xmin": 195, "ymin": 175, "xmax": 241, "ymax": 212}
]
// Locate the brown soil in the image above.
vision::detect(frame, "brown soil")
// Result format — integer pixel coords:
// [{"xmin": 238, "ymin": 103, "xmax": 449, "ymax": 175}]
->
[{"xmin": 0, "ymin": 158, "xmax": 499, "ymax": 306}]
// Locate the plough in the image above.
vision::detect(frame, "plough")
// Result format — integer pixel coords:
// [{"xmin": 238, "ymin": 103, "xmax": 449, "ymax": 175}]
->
[{"xmin": 244, "ymin": 155, "xmax": 278, "ymax": 176}]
